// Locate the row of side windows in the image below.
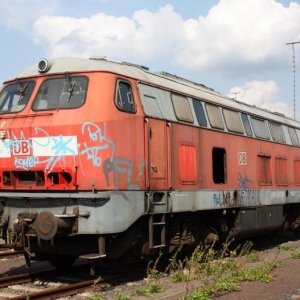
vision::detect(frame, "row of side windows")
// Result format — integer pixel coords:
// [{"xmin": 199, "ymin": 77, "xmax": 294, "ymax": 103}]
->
[
  {"xmin": 119, "ymin": 82, "xmax": 300, "ymax": 147},
  {"xmin": 139, "ymin": 83, "xmax": 300, "ymax": 147}
]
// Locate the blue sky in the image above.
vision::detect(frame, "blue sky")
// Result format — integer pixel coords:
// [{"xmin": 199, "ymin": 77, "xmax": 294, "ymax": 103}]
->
[{"xmin": 1, "ymin": 0, "xmax": 300, "ymax": 118}]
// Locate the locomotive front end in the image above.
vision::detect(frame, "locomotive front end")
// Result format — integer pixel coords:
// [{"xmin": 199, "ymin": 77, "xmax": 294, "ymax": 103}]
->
[{"xmin": 0, "ymin": 58, "xmax": 147, "ymax": 267}]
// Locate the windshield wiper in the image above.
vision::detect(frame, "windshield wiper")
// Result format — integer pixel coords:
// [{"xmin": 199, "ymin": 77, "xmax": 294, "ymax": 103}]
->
[
  {"xmin": 15, "ymin": 78, "xmax": 28, "ymax": 102},
  {"xmin": 65, "ymin": 72, "xmax": 75, "ymax": 102}
]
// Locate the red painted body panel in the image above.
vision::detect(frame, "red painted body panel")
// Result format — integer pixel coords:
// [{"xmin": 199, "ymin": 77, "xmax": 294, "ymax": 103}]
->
[
  {"xmin": 1, "ymin": 70, "xmax": 300, "ymax": 193},
  {"xmin": 170, "ymin": 125, "xmax": 299, "ymax": 191},
  {"xmin": 0, "ymin": 73, "xmax": 146, "ymax": 191}
]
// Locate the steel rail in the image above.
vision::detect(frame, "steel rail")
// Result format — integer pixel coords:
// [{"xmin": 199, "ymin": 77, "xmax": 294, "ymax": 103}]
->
[
  {"xmin": 0, "ymin": 269, "xmax": 57, "ymax": 288},
  {"xmin": 3, "ymin": 270, "xmax": 142, "ymax": 300},
  {"xmin": 0, "ymin": 250, "xmax": 22, "ymax": 259},
  {"xmin": 8, "ymin": 279, "xmax": 99, "ymax": 300}
]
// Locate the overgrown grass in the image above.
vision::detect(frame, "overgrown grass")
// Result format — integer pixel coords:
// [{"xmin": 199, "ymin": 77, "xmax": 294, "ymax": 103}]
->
[
  {"xmin": 180, "ymin": 260, "xmax": 278, "ymax": 300},
  {"xmin": 116, "ymin": 292, "xmax": 130, "ymax": 300},
  {"xmin": 88, "ymin": 277, "xmax": 104, "ymax": 300},
  {"xmin": 135, "ymin": 253, "xmax": 165, "ymax": 296},
  {"xmin": 164, "ymin": 240, "xmax": 279, "ymax": 300},
  {"xmin": 88, "ymin": 295, "xmax": 104, "ymax": 300},
  {"xmin": 245, "ymin": 251, "xmax": 260, "ymax": 263},
  {"xmin": 130, "ymin": 239, "xmax": 281, "ymax": 300},
  {"xmin": 291, "ymin": 252, "xmax": 300, "ymax": 259},
  {"xmin": 136, "ymin": 282, "xmax": 164, "ymax": 295},
  {"xmin": 277, "ymin": 244, "xmax": 295, "ymax": 252}
]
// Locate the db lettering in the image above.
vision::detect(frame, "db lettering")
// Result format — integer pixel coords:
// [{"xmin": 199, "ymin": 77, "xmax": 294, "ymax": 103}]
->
[{"xmin": 13, "ymin": 141, "xmax": 30, "ymax": 156}]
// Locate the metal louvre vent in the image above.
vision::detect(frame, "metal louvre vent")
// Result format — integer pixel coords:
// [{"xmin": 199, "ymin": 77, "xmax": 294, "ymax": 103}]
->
[
  {"xmin": 6, "ymin": 197, "xmax": 109, "ymax": 208},
  {"xmin": 206, "ymin": 104, "xmax": 224, "ymax": 130},
  {"xmin": 269, "ymin": 122, "xmax": 285, "ymax": 143},
  {"xmin": 275, "ymin": 157, "xmax": 288, "ymax": 185},
  {"xmin": 257, "ymin": 155, "xmax": 272, "ymax": 185},
  {"xmin": 251, "ymin": 118, "xmax": 270, "ymax": 140},
  {"xmin": 223, "ymin": 109, "xmax": 244, "ymax": 134},
  {"xmin": 288, "ymin": 127, "xmax": 300, "ymax": 146},
  {"xmin": 294, "ymin": 159, "xmax": 300, "ymax": 184}
]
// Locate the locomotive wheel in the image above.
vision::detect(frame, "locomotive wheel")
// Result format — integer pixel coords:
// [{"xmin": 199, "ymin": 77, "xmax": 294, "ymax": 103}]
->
[{"xmin": 47, "ymin": 254, "xmax": 77, "ymax": 269}]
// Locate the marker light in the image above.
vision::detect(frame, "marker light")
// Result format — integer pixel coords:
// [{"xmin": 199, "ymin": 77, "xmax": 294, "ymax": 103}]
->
[{"xmin": 38, "ymin": 58, "xmax": 51, "ymax": 73}]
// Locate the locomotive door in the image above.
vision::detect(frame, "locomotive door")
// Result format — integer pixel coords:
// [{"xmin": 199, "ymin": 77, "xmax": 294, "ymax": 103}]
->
[{"xmin": 146, "ymin": 118, "xmax": 170, "ymax": 190}]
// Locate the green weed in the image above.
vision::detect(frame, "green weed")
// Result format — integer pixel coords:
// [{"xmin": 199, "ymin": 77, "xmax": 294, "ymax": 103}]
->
[
  {"xmin": 277, "ymin": 244, "xmax": 295, "ymax": 252},
  {"xmin": 291, "ymin": 252, "xmax": 300, "ymax": 259},
  {"xmin": 135, "ymin": 252, "xmax": 165, "ymax": 296},
  {"xmin": 116, "ymin": 292, "xmax": 130, "ymax": 300},
  {"xmin": 136, "ymin": 282, "xmax": 164, "ymax": 295},
  {"xmin": 183, "ymin": 284, "xmax": 213, "ymax": 300},
  {"xmin": 245, "ymin": 251, "xmax": 260, "ymax": 263},
  {"xmin": 214, "ymin": 275, "xmax": 241, "ymax": 292},
  {"xmin": 88, "ymin": 295, "xmax": 104, "ymax": 300}
]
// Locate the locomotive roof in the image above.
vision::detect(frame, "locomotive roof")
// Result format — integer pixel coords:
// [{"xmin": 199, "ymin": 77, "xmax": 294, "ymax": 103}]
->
[{"xmin": 12, "ymin": 57, "xmax": 300, "ymax": 128}]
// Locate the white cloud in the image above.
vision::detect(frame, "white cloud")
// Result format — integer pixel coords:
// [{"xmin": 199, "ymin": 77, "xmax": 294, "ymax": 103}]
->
[
  {"xmin": 33, "ymin": 5, "xmax": 184, "ymax": 64},
  {"xmin": 0, "ymin": 0, "xmax": 59, "ymax": 31},
  {"xmin": 227, "ymin": 80, "xmax": 293, "ymax": 117},
  {"xmin": 31, "ymin": 1, "xmax": 300, "ymax": 75},
  {"xmin": 177, "ymin": 0, "xmax": 300, "ymax": 72}
]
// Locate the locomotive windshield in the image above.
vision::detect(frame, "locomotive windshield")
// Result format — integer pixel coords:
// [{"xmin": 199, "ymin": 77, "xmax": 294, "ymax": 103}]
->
[
  {"xmin": 0, "ymin": 80, "xmax": 35, "ymax": 114},
  {"xmin": 32, "ymin": 75, "xmax": 88, "ymax": 111}
]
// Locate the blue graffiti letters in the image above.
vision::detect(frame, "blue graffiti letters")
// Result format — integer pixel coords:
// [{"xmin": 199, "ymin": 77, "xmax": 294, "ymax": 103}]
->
[
  {"xmin": 103, "ymin": 157, "xmax": 140, "ymax": 190},
  {"xmin": 15, "ymin": 156, "xmax": 39, "ymax": 170},
  {"xmin": 238, "ymin": 172, "xmax": 252, "ymax": 191},
  {"xmin": 80, "ymin": 122, "xmax": 115, "ymax": 167},
  {"xmin": 213, "ymin": 193, "xmax": 223, "ymax": 207}
]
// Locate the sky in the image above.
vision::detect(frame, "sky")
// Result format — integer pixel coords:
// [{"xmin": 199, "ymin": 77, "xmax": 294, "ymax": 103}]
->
[{"xmin": 0, "ymin": 0, "xmax": 300, "ymax": 119}]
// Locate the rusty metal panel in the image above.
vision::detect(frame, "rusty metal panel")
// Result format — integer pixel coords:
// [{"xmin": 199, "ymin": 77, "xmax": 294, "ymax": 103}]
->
[
  {"xmin": 294, "ymin": 159, "xmax": 300, "ymax": 184},
  {"xmin": 275, "ymin": 157, "xmax": 288, "ymax": 185},
  {"xmin": 257, "ymin": 155, "xmax": 272, "ymax": 185},
  {"xmin": 205, "ymin": 103, "xmax": 224, "ymax": 130},
  {"xmin": 223, "ymin": 109, "xmax": 244, "ymax": 134},
  {"xmin": 148, "ymin": 119, "xmax": 169, "ymax": 190}
]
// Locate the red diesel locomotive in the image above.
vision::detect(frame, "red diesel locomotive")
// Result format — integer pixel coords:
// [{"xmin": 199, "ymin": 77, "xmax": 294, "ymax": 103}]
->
[{"xmin": 0, "ymin": 57, "xmax": 299, "ymax": 267}]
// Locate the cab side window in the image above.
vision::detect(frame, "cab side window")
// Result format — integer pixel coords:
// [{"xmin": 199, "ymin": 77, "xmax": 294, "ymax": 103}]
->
[{"xmin": 115, "ymin": 80, "xmax": 136, "ymax": 112}]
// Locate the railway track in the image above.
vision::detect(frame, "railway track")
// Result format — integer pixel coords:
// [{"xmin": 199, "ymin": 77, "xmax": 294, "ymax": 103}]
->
[
  {"xmin": 0, "ymin": 250, "xmax": 22, "ymax": 260},
  {"xmin": 0, "ymin": 265, "xmax": 95, "ymax": 299},
  {"xmin": 0, "ymin": 232, "xmax": 297, "ymax": 300},
  {"xmin": 0, "ymin": 261, "xmax": 144, "ymax": 300},
  {"xmin": 5, "ymin": 278, "xmax": 103, "ymax": 300}
]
